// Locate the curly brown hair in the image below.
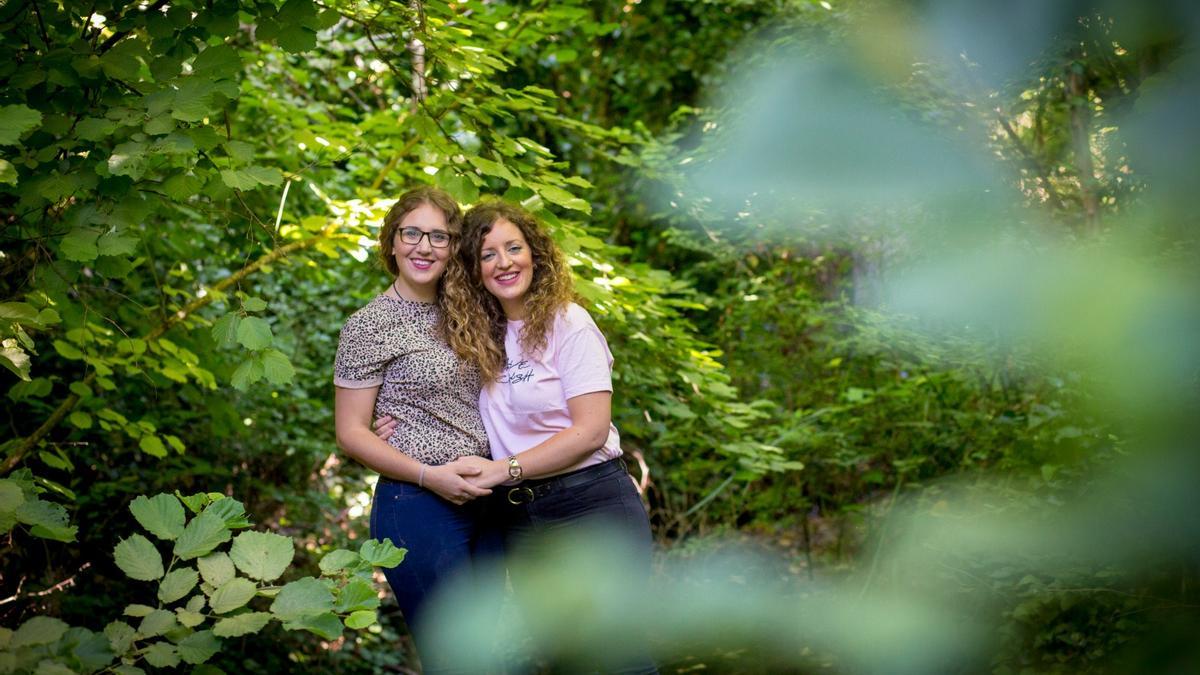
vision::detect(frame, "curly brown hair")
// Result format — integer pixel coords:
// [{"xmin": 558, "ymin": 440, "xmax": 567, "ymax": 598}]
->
[
  {"xmin": 439, "ymin": 200, "xmax": 577, "ymax": 382},
  {"xmin": 378, "ymin": 186, "xmax": 462, "ymax": 278}
]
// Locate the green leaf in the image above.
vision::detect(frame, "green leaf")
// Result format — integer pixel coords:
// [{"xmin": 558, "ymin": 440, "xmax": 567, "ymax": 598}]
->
[
  {"xmin": 211, "ymin": 313, "xmax": 242, "ymax": 348},
  {"xmin": 143, "ymin": 642, "xmax": 180, "ymax": 668},
  {"xmin": 333, "ymin": 577, "xmax": 379, "ymax": 613},
  {"xmin": 191, "ymin": 45, "xmax": 242, "ymax": 80},
  {"xmin": 282, "ymin": 612, "xmax": 342, "ymax": 640},
  {"xmin": 436, "ymin": 172, "xmax": 479, "ymax": 203},
  {"xmin": 67, "ymin": 628, "xmax": 115, "ymax": 671},
  {"xmin": 98, "ymin": 229, "xmax": 139, "ymax": 257},
  {"xmin": 0, "ymin": 158, "xmax": 17, "ymax": 185},
  {"xmin": 114, "ymin": 534, "xmax": 164, "ymax": 580},
  {"xmin": 276, "ymin": 25, "xmax": 317, "ymax": 53},
  {"xmin": 170, "ymin": 78, "xmax": 218, "ymax": 122},
  {"xmin": 52, "ymin": 339, "xmax": 83, "ymax": 359},
  {"xmin": 206, "ymin": 497, "xmax": 251, "ymax": 528},
  {"xmin": 76, "ymin": 117, "xmax": 118, "ymax": 141},
  {"xmin": 270, "ymin": 577, "xmax": 333, "ymax": 621},
  {"xmin": 107, "ymin": 141, "xmax": 149, "ymax": 180},
  {"xmin": 242, "ymin": 296, "xmax": 268, "ymax": 312},
  {"xmin": 211, "ymin": 611, "xmax": 271, "ymax": 638},
  {"xmin": 1, "ymin": 340, "xmax": 31, "ymax": 380},
  {"xmin": 69, "ymin": 411, "xmax": 93, "ymax": 429},
  {"xmin": 198, "ymin": 552, "xmax": 236, "ymax": 587},
  {"xmin": 536, "ymin": 184, "xmax": 591, "ymax": 213},
  {"xmin": 177, "ymin": 630, "xmax": 221, "ymax": 665},
  {"xmin": 260, "ymin": 349, "xmax": 295, "ymax": 385},
  {"xmin": 10, "ymin": 616, "xmax": 68, "ymax": 648},
  {"xmin": 123, "ymin": 604, "xmax": 155, "ymax": 617},
  {"xmin": 113, "ymin": 666, "xmax": 146, "ymax": 675},
  {"xmin": 137, "ymin": 609, "xmax": 177, "ymax": 638},
  {"xmin": 220, "ymin": 166, "xmax": 283, "ymax": 191},
  {"xmin": 209, "ymin": 577, "xmax": 257, "ymax": 614},
  {"xmin": 60, "ymin": 228, "xmax": 102, "ymax": 262},
  {"xmin": 104, "ymin": 620, "xmax": 137, "ymax": 653},
  {"xmin": 317, "ymin": 549, "xmax": 360, "ymax": 575},
  {"xmin": 0, "ymin": 480, "xmax": 25, "ymax": 512},
  {"xmin": 359, "ymin": 539, "xmax": 406, "ymax": 568},
  {"xmin": 231, "ymin": 357, "xmax": 265, "ymax": 390},
  {"xmin": 157, "ymin": 567, "xmax": 199, "ymax": 604},
  {"xmin": 176, "ymin": 607, "xmax": 206, "ymax": 628},
  {"xmin": 173, "ymin": 511, "xmax": 231, "ymax": 560},
  {"xmin": 229, "ymin": 530, "xmax": 293, "ymax": 581},
  {"xmin": 345, "ymin": 610, "xmax": 377, "ymax": 630},
  {"xmin": 16, "ymin": 498, "xmax": 77, "ymax": 542},
  {"xmin": 129, "ymin": 494, "xmax": 185, "ymax": 540},
  {"xmin": 99, "ymin": 39, "xmax": 144, "ymax": 80},
  {"xmin": 139, "ymin": 435, "xmax": 167, "ymax": 458},
  {"xmin": 236, "ymin": 316, "xmax": 273, "ymax": 350},
  {"xmin": 0, "ymin": 104, "xmax": 43, "ymax": 145}
]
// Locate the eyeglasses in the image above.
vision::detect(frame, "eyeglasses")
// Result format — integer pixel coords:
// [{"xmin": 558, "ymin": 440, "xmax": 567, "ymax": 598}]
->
[{"xmin": 397, "ymin": 226, "xmax": 452, "ymax": 248}]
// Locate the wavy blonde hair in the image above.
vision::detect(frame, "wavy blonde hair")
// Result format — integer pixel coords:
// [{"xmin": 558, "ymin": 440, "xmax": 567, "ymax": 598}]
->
[{"xmin": 439, "ymin": 200, "xmax": 577, "ymax": 382}]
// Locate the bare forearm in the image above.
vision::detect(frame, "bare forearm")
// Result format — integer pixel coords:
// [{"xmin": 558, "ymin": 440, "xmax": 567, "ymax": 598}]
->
[{"xmin": 336, "ymin": 426, "xmax": 422, "ymax": 483}]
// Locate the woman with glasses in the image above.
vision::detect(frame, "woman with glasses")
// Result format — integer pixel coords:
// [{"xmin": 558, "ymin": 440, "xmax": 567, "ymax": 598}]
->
[{"xmin": 332, "ymin": 186, "xmax": 497, "ymax": 674}]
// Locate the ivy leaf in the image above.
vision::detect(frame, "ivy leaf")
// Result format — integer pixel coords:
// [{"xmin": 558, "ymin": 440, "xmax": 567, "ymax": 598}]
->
[
  {"xmin": 173, "ymin": 511, "xmax": 231, "ymax": 560},
  {"xmin": 261, "ymin": 349, "xmax": 295, "ymax": 385},
  {"xmin": 177, "ymin": 630, "xmax": 221, "ymax": 665},
  {"xmin": 359, "ymin": 539, "xmax": 406, "ymax": 568},
  {"xmin": 197, "ymin": 552, "xmax": 236, "ymax": 587},
  {"xmin": 114, "ymin": 534, "xmax": 164, "ymax": 580},
  {"xmin": 60, "ymin": 228, "xmax": 102, "ymax": 262},
  {"xmin": 345, "ymin": 610, "xmax": 377, "ymax": 630},
  {"xmin": 211, "ymin": 612, "xmax": 271, "ymax": 638},
  {"xmin": 209, "ymin": 577, "xmax": 257, "ymax": 614},
  {"xmin": 9, "ymin": 616, "xmax": 68, "ymax": 648},
  {"xmin": 143, "ymin": 642, "xmax": 180, "ymax": 668},
  {"xmin": 129, "ymin": 494, "xmax": 185, "ymax": 540},
  {"xmin": 236, "ymin": 316, "xmax": 273, "ymax": 350},
  {"xmin": 270, "ymin": 577, "xmax": 333, "ymax": 621},
  {"xmin": 229, "ymin": 530, "xmax": 293, "ymax": 581},
  {"xmin": 0, "ymin": 104, "xmax": 43, "ymax": 145},
  {"xmin": 157, "ymin": 568, "xmax": 199, "ymax": 604},
  {"xmin": 191, "ymin": 44, "xmax": 242, "ymax": 80}
]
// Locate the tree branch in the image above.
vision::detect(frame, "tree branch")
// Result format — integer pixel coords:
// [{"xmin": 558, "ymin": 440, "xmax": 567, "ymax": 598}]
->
[{"xmin": 1, "ymin": 227, "xmax": 340, "ymax": 476}]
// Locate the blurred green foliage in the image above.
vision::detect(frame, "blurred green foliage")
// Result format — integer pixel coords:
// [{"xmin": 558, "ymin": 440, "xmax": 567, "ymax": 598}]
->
[{"xmin": 3, "ymin": 0, "xmax": 1198, "ymax": 672}]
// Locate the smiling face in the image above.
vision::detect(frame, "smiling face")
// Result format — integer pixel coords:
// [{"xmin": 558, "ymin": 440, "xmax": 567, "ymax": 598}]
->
[
  {"xmin": 391, "ymin": 202, "xmax": 452, "ymax": 302},
  {"xmin": 479, "ymin": 217, "xmax": 534, "ymax": 320}
]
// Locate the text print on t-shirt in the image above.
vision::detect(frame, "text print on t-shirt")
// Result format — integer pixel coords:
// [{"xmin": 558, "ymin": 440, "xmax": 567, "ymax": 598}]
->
[{"xmin": 499, "ymin": 358, "xmax": 534, "ymax": 385}]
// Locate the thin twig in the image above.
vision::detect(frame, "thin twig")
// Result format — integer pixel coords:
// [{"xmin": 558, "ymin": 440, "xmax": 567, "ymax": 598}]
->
[{"xmin": 0, "ymin": 563, "xmax": 92, "ymax": 606}]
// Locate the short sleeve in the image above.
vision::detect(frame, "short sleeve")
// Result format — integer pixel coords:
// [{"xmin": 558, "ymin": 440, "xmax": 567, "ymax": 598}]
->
[
  {"xmin": 333, "ymin": 310, "xmax": 387, "ymax": 389},
  {"xmin": 555, "ymin": 305, "xmax": 614, "ymax": 399}
]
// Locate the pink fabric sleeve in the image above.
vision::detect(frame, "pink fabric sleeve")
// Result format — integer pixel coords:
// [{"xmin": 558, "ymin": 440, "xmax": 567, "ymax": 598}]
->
[{"xmin": 555, "ymin": 309, "xmax": 614, "ymax": 400}]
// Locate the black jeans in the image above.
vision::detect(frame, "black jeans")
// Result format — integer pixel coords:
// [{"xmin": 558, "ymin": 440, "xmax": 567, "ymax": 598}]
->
[{"xmin": 497, "ymin": 459, "xmax": 658, "ymax": 675}]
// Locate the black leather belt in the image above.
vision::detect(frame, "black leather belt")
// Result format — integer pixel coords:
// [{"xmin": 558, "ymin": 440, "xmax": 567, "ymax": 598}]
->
[{"xmin": 505, "ymin": 458, "xmax": 625, "ymax": 505}]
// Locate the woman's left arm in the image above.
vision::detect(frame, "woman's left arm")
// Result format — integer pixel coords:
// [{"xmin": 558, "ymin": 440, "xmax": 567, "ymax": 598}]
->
[{"xmin": 453, "ymin": 391, "xmax": 612, "ymax": 488}]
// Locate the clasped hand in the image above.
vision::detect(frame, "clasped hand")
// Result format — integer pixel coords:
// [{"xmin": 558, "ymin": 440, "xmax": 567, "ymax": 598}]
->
[{"xmin": 372, "ymin": 415, "xmax": 508, "ymax": 505}]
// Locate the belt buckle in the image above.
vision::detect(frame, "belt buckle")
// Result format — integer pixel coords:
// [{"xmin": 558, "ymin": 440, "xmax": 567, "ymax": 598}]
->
[{"xmin": 507, "ymin": 486, "xmax": 535, "ymax": 505}]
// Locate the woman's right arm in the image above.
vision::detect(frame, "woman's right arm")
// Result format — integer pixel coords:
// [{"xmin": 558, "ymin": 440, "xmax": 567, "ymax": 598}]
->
[{"xmin": 334, "ymin": 387, "xmax": 491, "ymax": 505}]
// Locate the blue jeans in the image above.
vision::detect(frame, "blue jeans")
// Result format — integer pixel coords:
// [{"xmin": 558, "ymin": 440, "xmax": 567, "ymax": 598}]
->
[
  {"xmin": 498, "ymin": 459, "xmax": 659, "ymax": 675},
  {"xmin": 369, "ymin": 477, "xmax": 502, "ymax": 674}
]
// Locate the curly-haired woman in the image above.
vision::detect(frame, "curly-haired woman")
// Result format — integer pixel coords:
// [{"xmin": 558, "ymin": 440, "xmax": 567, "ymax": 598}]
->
[
  {"xmin": 332, "ymin": 186, "xmax": 498, "ymax": 674},
  {"xmin": 442, "ymin": 199, "xmax": 658, "ymax": 674}
]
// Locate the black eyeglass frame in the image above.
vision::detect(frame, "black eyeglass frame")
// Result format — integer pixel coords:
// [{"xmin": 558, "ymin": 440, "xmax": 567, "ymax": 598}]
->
[{"xmin": 397, "ymin": 226, "xmax": 453, "ymax": 248}]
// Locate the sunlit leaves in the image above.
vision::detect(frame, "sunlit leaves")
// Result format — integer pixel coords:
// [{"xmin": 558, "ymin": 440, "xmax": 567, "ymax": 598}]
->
[
  {"xmin": 211, "ymin": 612, "xmax": 272, "ymax": 638},
  {"xmin": 129, "ymin": 494, "xmax": 185, "ymax": 540},
  {"xmin": 359, "ymin": 539, "xmax": 406, "ymax": 568},
  {"xmin": 114, "ymin": 534, "xmax": 164, "ymax": 581},
  {"xmin": 173, "ymin": 511, "xmax": 231, "ymax": 560},
  {"xmin": 269, "ymin": 577, "xmax": 333, "ymax": 621},
  {"xmin": 157, "ymin": 568, "xmax": 199, "ymax": 604},
  {"xmin": 192, "ymin": 45, "xmax": 243, "ymax": 80},
  {"xmin": 198, "ymin": 552, "xmax": 237, "ymax": 587},
  {"xmin": 209, "ymin": 578, "xmax": 257, "ymax": 614},
  {"xmin": 229, "ymin": 531, "xmax": 293, "ymax": 581},
  {"xmin": 220, "ymin": 167, "xmax": 283, "ymax": 191}
]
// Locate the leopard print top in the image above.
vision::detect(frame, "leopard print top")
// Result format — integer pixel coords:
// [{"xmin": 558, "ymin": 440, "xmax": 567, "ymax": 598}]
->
[{"xmin": 333, "ymin": 294, "xmax": 489, "ymax": 465}]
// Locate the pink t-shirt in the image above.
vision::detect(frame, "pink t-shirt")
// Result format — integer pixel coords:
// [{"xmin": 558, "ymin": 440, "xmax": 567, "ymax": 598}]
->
[{"xmin": 479, "ymin": 303, "xmax": 622, "ymax": 472}]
